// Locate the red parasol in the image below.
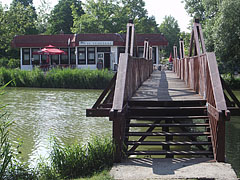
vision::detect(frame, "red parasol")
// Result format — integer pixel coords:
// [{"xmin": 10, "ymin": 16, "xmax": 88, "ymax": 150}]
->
[
  {"xmin": 32, "ymin": 45, "xmax": 67, "ymax": 64},
  {"xmin": 169, "ymin": 53, "xmax": 173, "ymax": 62},
  {"xmin": 33, "ymin": 45, "xmax": 67, "ymax": 56}
]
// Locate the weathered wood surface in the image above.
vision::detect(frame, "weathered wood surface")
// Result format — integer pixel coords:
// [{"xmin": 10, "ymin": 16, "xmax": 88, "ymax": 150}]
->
[{"xmin": 131, "ymin": 70, "xmax": 203, "ymax": 101}]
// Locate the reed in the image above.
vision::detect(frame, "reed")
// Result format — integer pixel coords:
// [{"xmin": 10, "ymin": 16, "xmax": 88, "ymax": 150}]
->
[
  {"xmin": 0, "ymin": 67, "xmax": 114, "ymax": 89},
  {"xmin": 38, "ymin": 136, "xmax": 115, "ymax": 179}
]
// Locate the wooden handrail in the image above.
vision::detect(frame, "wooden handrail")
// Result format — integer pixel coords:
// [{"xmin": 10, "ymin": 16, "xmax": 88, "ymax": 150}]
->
[
  {"xmin": 110, "ymin": 21, "xmax": 153, "ymax": 162},
  {"xmin": 173, "ymin": 20, "xmax": 230, "ymax": 162}
]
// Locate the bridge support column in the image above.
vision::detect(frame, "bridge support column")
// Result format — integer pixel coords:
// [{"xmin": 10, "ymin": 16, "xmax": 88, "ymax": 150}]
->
[{"xmin": 111, "ymin": 111, "xmax": 126, "ymax": 163}]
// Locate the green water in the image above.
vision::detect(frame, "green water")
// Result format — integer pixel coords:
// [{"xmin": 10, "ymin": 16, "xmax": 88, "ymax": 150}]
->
[
  {"xmin": 1, "ymin": 88, "xmax": 239, "ymax": 177},
  {"xmin": 1, "ymin": 88, "xmax": 111, "ymax": 165}
]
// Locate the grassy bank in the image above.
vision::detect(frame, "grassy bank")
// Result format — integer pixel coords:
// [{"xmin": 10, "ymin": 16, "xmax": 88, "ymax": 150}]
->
[
  {"xmin": 38, "ymin": 136, "xmax": 115, "ymax": 180},
  {"xmin": 1, "ymin": 83, "xmax": 115, "ymax": 179},
  {"xmin": 0, "ymin": 67, "xmax": 114, "ymax": 89}
]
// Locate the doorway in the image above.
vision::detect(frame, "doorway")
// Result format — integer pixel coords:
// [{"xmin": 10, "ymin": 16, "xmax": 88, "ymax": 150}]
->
[{"xmin": 104, "ymin": 53, "xmax": 110, "ymax": 69}]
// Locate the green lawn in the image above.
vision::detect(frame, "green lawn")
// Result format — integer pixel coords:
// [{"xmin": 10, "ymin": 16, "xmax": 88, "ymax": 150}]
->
[{"xmin": 72, "ymin": 170, "xmax": 113, "ymax": 180}]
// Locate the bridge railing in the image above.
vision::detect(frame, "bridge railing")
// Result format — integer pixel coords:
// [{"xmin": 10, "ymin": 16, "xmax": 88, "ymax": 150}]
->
[
  {"xmin": 173, "ymin": 20, "xmax": 230, "ymax": 162},
  {"xmin": 110, "ymin": 21, "xmax": 153, "ymax": 162}
]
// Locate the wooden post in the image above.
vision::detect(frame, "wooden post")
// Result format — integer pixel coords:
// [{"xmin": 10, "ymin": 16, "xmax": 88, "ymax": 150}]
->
[
  {"xmin": 179, "ymin": 38, "xmax": 185, "ymax": 59},
  {"xmin": 143, "ymin": 39, "xmax": 149, "ymax": 60}
]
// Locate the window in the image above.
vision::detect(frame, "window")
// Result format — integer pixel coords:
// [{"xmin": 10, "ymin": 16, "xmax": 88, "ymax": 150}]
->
[
  {"xmin": 87, "ymin": 47, "xmax": 95, "ymax": 64},
  {"xmin": 138, "ymin": 47, "xmax": 144, "ymax": 58},
  {"xmin": 22, "ymin": 48, "xmax": 30, "ymax": 65},
  {"xmin": 32, "ymin": 48, "xmax": 40, "ymax": 65},
  {"xmin": 78, "ymin": 47, "xmax": 86, "ymax": 64},
  {"xmin": 41, "ymin": 55, "xmax": 47, "ymax": 64},
  {"xmin": 60, "ymin": 48, "xmax": 68, "ymax": 64},
  {"xmin": 70, "ymin": 48, "xmax": 76, "ymax": 65},
  {"xmin": 51, "ymin": 55, "xmax": 59, "ymax": 65},
  {"xmin": 97, "ymin": 47, "xmax": 110, "ymax": 52}
]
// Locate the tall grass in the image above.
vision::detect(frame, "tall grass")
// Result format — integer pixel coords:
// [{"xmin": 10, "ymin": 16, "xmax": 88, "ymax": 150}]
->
[
  {"xmin": 38, "ymin": 136, "xmax": 115, "ymax": 179},
  {"xmin": 0, "ymin": 83, "xmax": 37, "ymax": 180},
  {"xmin": 0, "ymin": 67, "xmax": 114, "ymax": 89}
]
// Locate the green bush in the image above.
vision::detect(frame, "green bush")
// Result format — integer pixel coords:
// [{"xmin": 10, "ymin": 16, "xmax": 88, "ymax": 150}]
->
[
  {"xmin": 0, "ymin": 67, "xmax": 114, "ymax": 89},
  {"xmin": 38, "ymin": 136, "xmax": 115, "ymax": 179},
  {"xmin": 222, "ymin": 73, "xmax": 240, "ymax": 90},
  {"xmin": 0, "ymin": 58, "xmax": 20, "ymax": 69}
]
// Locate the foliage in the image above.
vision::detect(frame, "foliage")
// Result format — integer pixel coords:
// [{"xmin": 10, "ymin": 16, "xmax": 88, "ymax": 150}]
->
[
  {"xmin": 0, "ymin": 2, "xmax": 38, "ymax": 59},
  {"xmin": 72, "ymin": 0, "xmax": 159, "ymax": 34},
  {"xmin": 47, "ymin": 0, "xmax": 84, "ymax": 34},
  {"xmin": 159, "ymin": 15, "xmax": 181, "ymax": 57},
  {"xmin": 179, "ymin": 31, "xmax": 191, "ymax": 57},
  {"xmin": 183, "ymin": 0, "xmax": 240, "ymax": 74},
  {"xmin": 73, "ymin": 170, "xmax": 113, "ymax": 180},
  {"xmin": 222, "ymin": 74, "xmax": 240, "ymax": 90},
  {"xmin": 0, "ymin": 58, "xmax": 20, "ymax": 69},
  {"xmin": 37, "ymin": 136, "xmax": 115, "ymax": 179},
  {"xmin": 0, "ymin": 67, "xmax": 114, "ymax": 89},
  {"xmin": 0, "ymin": 83, "xmax": 37, "ymax": 180},
  {"xmin": 36, "ymin": 0, "xmax": 52, "ymax": 34}
]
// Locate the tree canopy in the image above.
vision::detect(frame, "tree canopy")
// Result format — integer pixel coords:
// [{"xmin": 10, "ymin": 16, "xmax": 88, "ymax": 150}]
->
[
  {"xmin": 183, "ymin": 0, "xmax": 240, "ymax": 73},
  {"xmin": 71, "ymin": 0, "xmax": 159, "ymax": 34},
  {"xmin": 47, "ymin": 0, "xmax": 84, "ymax": 34},
  {"xmin": 0, "ymin": 2, "xmax": 38, "ymax": 58},
  {"xmin": 159, "ymin": 15, "xmax": 180, "ymax": 57}
]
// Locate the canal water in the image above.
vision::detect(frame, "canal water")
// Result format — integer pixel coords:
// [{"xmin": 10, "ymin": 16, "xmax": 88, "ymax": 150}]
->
[{"xmin": 1, "ymin": 88, "xmax": 240, "ymax": 177}]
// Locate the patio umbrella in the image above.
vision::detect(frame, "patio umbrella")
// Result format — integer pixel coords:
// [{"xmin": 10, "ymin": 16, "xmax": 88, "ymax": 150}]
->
[
  {"xmin": 169, "ymin": 53, "xmax": 173, "ymax": 62},
  {"xmin": 33, "ymin": 45, "xmax": 67, "ymax": 56},
  {"xmin": 32, "ymin": 45, "xmax": 67, "ymax": 64}
]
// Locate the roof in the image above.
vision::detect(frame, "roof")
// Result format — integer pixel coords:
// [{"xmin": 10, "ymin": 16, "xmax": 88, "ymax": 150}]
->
[
  {"xmin": 12, "ymin": 34, "xmax": 76, "ymax": 48},
  {"xmin": 12, "ymin": 33, "xmax": 168, "ymax": 48}
]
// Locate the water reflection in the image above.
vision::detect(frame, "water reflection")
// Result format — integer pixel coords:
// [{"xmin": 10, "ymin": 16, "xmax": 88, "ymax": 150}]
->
[{"xmin": 2, "ymin": 88, "xmax": 111, "ymax": 164}]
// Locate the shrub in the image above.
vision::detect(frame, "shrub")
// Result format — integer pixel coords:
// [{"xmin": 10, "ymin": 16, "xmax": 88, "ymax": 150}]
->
[
  {"xmin": 40, "ymin": 136, "xmax": 115, "ymax": 179},
  {"xmin": 0, "ymin": 67, "xmax": 114, "ymax": 89},
  {"xmin": 222, "ymin": 73, "xmax": 240, "ymax": 90}
]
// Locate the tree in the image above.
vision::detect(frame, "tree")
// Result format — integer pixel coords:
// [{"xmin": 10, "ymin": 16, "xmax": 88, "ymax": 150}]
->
[
  {"xmin": 159, "ymin": 15, "xmax": 181, "ymax": 57},
  {"xmin": 183, "ymin": 0, "xmax": 240, "ymax": 73},
  {"xmin": 72, "ymin": 0, "xmax": 159, "ymax": 34},
  {"xmin": 47, "ymin": 0, "xmax": 84, "ymax": 34},
  {"xmin": 212, "ymin": 0, "xmax": 240, "ymax": 73},
  {"xmin": 0, "ymin": 2, "xmax": 38, "ymax": 58},
  {"xmin": 36, "ymin": 0, "xmax": 52, "ymax": 34}
]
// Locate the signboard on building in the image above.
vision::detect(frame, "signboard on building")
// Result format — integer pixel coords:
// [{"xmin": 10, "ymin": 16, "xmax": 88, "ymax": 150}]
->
[{"xmin": 79, "ymin": 41, "xmax": 113, "ymax": 46}]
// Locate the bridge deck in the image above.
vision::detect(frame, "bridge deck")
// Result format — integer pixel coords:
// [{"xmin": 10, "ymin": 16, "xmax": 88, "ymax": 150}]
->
[{"xmin": 131, "ymin": 70, "xmax": 203, "ymax": 101}]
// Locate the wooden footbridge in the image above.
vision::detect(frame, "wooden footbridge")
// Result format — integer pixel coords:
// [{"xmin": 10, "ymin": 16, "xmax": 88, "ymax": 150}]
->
[{"xmin": 86, "ymin": 19, "xmax": 240, "ymax": 163}]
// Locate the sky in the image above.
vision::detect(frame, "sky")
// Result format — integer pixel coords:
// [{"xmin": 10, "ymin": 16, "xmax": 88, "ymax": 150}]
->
[{"xmin": 0, "ymin": 0, "xmax": 192, "ymax": 32}]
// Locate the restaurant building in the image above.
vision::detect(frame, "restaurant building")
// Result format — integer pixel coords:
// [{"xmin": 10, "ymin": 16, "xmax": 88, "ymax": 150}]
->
[{"xmin": 12, "ymin": 33, "xmax": 168, "ymax": 70}]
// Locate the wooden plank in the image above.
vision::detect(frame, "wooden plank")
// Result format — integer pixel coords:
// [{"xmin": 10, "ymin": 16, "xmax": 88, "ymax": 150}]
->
[
  {"xmin": 127, "ymin": 141, "xmax": 211, "ymax": 146},
  {"xmin": 92, "ymin": 73, "xmax": 116, "ymax": 108},
  {"xmin": 128, "ymin": 115, "xmax": 209, "ymax": 120},
  {"xmin": 86, "ymin": 108, "xmax": 110, "ymax": 117},
  {"xmin": 127, "ymin": 150, "xmax": 213, "ymax": 156},
  {"xmin": 189, "ymin": 29, "xmax": 194, "ymax": 57},
  {"xmin": 126, "ymin": 132, "xmax": 210, "ymax": 136},
  {"xmin": 112, "ymin": 53, "xmax": 128, "ymax": 110},
  {"xmin": 128, "ymin": 123, "xmax": 209, "ymax": 127},
  {"xmin": 206, "ymin": 52, "xmax": 227, "ymax": 111}
]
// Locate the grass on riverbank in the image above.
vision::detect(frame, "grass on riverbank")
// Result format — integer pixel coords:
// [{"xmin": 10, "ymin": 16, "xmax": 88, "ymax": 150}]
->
[
  {"xmin": 35, "ymin": 136, "xmax": 115, "ymax": 180},
  {"xmin": 0, "ymin": 67, "xmax": 114, "ymax": 89}
]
